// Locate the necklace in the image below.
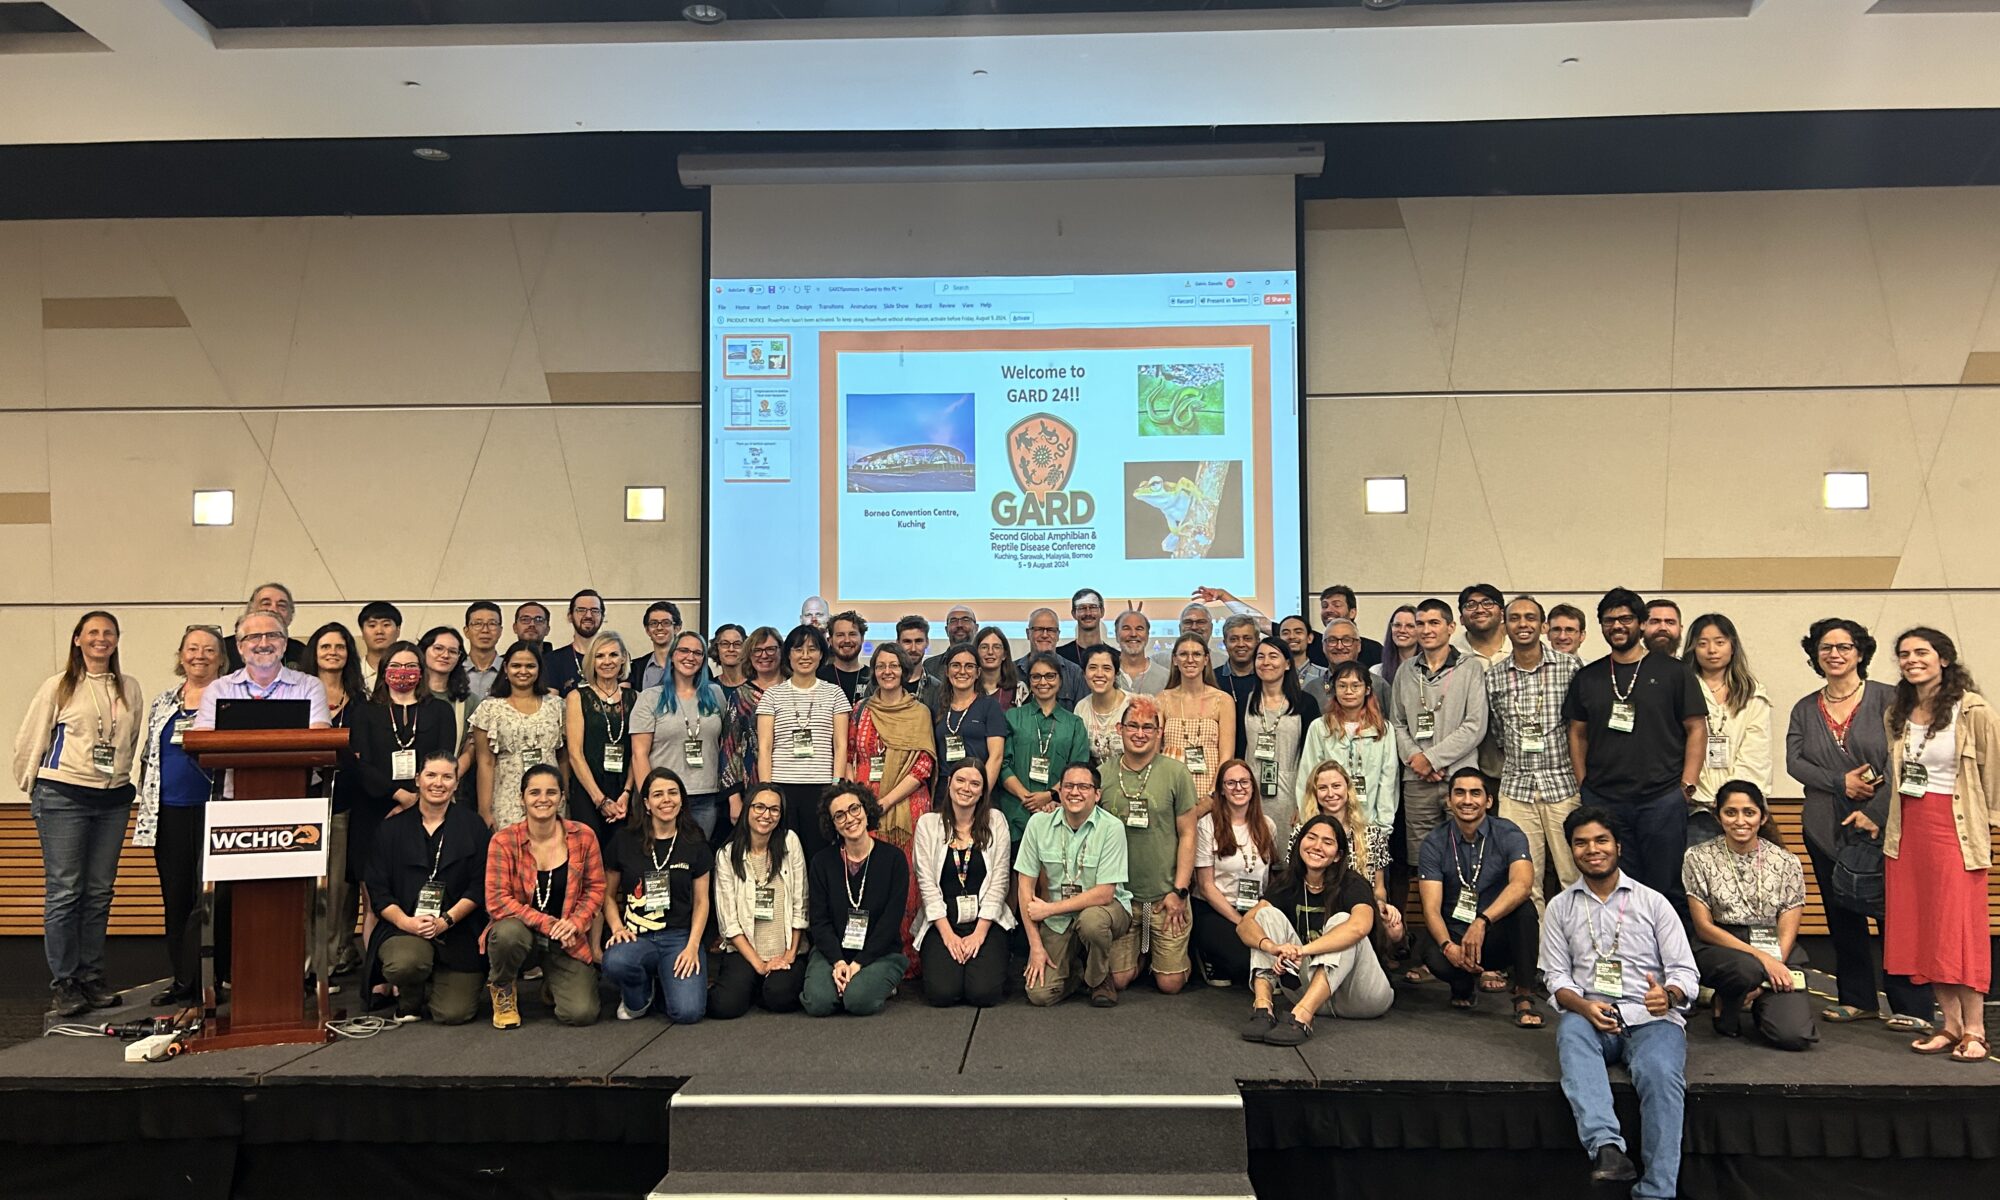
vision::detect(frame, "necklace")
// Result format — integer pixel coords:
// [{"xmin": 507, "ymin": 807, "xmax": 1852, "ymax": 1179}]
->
[{"xmin": 1822, "ymin": 681, "xmax": 1862, "ymax": 704}]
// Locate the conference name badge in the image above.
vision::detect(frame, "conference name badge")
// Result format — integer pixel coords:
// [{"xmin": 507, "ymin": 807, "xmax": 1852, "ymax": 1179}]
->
[
  {"xmin": 1254, "ymin": 731, "xmax": 1277, "ymax": 762},
  {"xmin": 682, "ymin": 737, "xmax": 705, "ymax": 769},
  {"xmin": 603, "ymin": 744, "xmax": 625, "ymax": 774},
  {"xmin": 869, "ymin": 753, "xmax": 885, "ymax": 784},
  {"xmin": 944, "ymin": 734, "xmax": 966, "ymax": 761},
  {"xmin": 1519, "ymin": 721, "xmax": 1546, "ymax": 755},
  {"xmin": 1414, "ymin": 711, "xmax": 1436, "ymax": 741},
  {"xmin": 1028, "ymin": 756, "xmax": 1050, "ymax": 786},
  {"xmin": 842, "ymin": 910, "xmax": 869, "ymax": 951},
  {"xmin": 391, "ymin": 748, "xmax": 417, "ymax": 780},
  {"xmin": 1705, "ymin": 734, "xmax": 1728, "ymax": 772},
  {"xmin": 642, "ymin": 869, "xmax": 672, "ymax": 911},
  {"xmin": 954, "ymin": 895, "xmax": 978, "ymax": 926},
  {"xmin": 1124, "ymin": 797, "xmax": 1150, "ymax": 829},
  {"xmin": 1749, "ymin": 926, "xmax": 1782, "ymax": 956},
  {"xmin": 1900, "ymin": 761, "xmax": 1929, "ymax": 797},
  {"xmin": 170, "ymin": 716, "xmax": 193, "ymax": 746},
  {"xmin": 1608, "ymin": 702, "xmax": 1637, "ymax": 734},
  {"xmin": 415, "ymin": 881, "xmax": 445, "ymax": 920},
  {"xmin": 752, "ymin": 885, "xmax": 776, "ymax": 921},
  {"xmin": 1234, "ymin": 876, "xmax": 1261, "ymax": 911},
  {"xmin": 1592, "ymin": 958, "xmax": 1624, "ymax": 996},
  {"xmin": 1453, "ymin": 890, "xmax": 1479, "ymax": 925},
  {"xmin": 1184, "ymin": 745, "xmax": 1207, "ymax": 775},
  {"xmin": 791, "ymin": 728, "xmax": 815, "ymax": 759}
]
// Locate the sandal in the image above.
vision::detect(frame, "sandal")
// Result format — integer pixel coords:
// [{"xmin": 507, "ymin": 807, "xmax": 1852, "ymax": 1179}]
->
[
  {"xmin": 1911, "ymin": 1031, "xmax": 1960, "ymax": 1056},
  {"xmin": 1450, "ymin": 994, "xmax": 1477, "ymax": 1012},
  {"xmin": 1480, "ymin": 970, "xmax": 1508, "ymax": 993},
  {"xmin": 1821, "ymin": 1004, "xmax": 1875, "ymax": 1023},
  {"xmin": 1512, "ymin": 994, "xmax": 1544, "ymax": 1029},
  {"xmin": 1885, "ymin": 1014, "xmax": 1934, "ymax": 1034},
  {"xmin": 1949, "ymin": 1034, "xmax": 1989, "ymax": 1064},
  {"xmin": 1403, "ymin": 965, "xmax": 1434, "ymax": 985}
]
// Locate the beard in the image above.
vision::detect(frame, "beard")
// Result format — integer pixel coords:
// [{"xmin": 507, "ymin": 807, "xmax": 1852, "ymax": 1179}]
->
[{"xmin": 1643, "ymin": 630, "xmax": 1677, "ymax": 655}]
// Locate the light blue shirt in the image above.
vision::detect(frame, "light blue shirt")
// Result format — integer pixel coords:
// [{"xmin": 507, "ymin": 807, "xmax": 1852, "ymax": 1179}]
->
[{"xmin": 1540, "ymin": 871, "xmax": 1699, "ymax": 1030}]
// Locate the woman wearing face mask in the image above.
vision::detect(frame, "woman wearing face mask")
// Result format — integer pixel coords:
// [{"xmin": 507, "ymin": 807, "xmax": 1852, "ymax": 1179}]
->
[
  {"xmin": 1684, "ymin": 614, "xmax": 1772, "ymax": 844},
  {"xmin": 564, "ymin": 630, "xmax": 637, "ymax": 851},
  {"xmin": 1682, "ymin": 780, "xmax": 1814, "ymax": 1049},
  {"xmin": 1194, "ymin": 759, "xmax": 1278, "ymax": 987},
  {"xmin": 1301, "ymin": 760, "xmax": 1404, "ymax": 947},
  {"xmin": 133, "ymin": 624, "xmax": 224, "ymax": 1007},
  {"xmin": 1242, "ymin": 636, "xmax": 1318, "ymax": 849},
  {"xmin": 1159, "ymin": 635, "xmax": 1236, "ymax": 803},
  {"xmin": 1297, "ymin": 661, "xmax": 1398, "ymax": 880},
  {"xmin": 710, "ymin": 783, "xmax": 809, "ymax": 1018},
  {"xmin": 14, "ymin": 611, "xmax": 146, "ymax": 1018},
  {"xmin": 756, "ymin": 625, "xmax": 852, "ymax": 863},
  {"xmin": 470, "ymin": 642, "xmax": 566, "ymax": 829},
  {"xmin": 911, "ymin": 759, "xmax": 1014, "ymax": 1007},
  {"xmin": 602, "ymin": 768, "xmax": 714, "ymax": 1024},
  {"xmin": 482, "ymin": 764, "xmax": 604, "ymax": 1028},
  {"xmin": 363, "ymin": 753, "xmax": 490, "ymax": 1024},
  {"xmin": 351, "ymin": 641, "xmax": 458, "ymax": 954},
  {"xmin": 633, "ymin": 631, "xmax": 736, "ymax": 844},
  {"xmin": 1074, "ymin": 644, "xmax": 1132, "ymax": 766},
  {"xmin": 1235, "ymin": 815, "xmax": 1394, "ymax": 1045}
]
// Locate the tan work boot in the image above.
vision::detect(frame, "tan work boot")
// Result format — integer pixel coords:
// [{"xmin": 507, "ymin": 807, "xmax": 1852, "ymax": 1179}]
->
[{"xmin": 489, "ymin": 982, "xmax": 521, "ymax": 1030}]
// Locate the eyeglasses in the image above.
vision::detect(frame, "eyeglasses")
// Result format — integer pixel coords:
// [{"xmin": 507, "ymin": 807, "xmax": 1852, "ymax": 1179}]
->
[
  {"xmin": 239, "ymin": 632, "xmax": 286, "ymax": 645},
  {"xmin": 1116, "ymin": 722, "xmax": 1159, "ymax": 732},
  {"xmin": 1029, "ymin": 627, "xmax": 1059, "ymax": 636},
  {"xmin": 645, "ymin": 619, "xmax": 677, "ymax": 630},
  {"xmin": 1057, "ymin": 781, "xmax": 1097, "ymax": 793},
  {"xmin": 518, "ymin": 615, "xmax": 551, "ymax": 627},
  {"xmin": 185, "ymin": 624, "xmax": 224, "ymax": 636},
  {"xmin": 751, "ymin": 646, "xmax": 780, "ymax": 657},
  {"xmin": 1221, "ymin": 777, "xmax": 1254, "ymax": 790},
  {"xmin": 1073, "ymin": 604, "xmax": 1103, "ymax": 615},
  {"xmin": 1818, "ymin": 642, "xmax": 1858, "ymax": 655},
  {"xmin": 672, "ymin": 647, "xmax": 704, "ymax": 657},
  {"xmin": 748, "ymin": 803, "xmax": 782, "ymax": 816},
  {"xmin": 714, "ymin": 638, "xmax": 745, "ymax": 650},
  {"xmin": 1602, "ymin": 616, "xmax": 1638, "ymax": 627},
  {"xmin": 830, "ymin": 806, "xmax": 867, "ymax": 823},
  {"xmin": 467, "ymin": 619, "xmax": 502, "ymax": 631},
  {"xmin": 1325, "ymin": 636, "xmax": 1359, "ymax": 646},
  {"xmin": 1461, "ymin": 599, "xmax": 1499, "ymax": 612},
  {"xmin": 1028, "ymin": 672, "xmax": 1060, "ymax": 682}
]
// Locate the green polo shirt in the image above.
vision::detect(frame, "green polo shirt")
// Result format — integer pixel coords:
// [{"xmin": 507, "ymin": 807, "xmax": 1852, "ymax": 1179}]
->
[
  {"xmin": 997, "ymin": 702, "xmax": 1094, "ymax": 845},
  {"xmin": 1013, "ymin": 804, "xmax": 1131, "ymax": 934},
  {"xmin": 1100, "ymin": 754, "xmax": 1198, "ymax": 902}
]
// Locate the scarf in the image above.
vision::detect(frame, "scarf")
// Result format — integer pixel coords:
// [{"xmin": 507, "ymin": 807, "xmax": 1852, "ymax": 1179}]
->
[{"xmin": 862, "ymin": 689, "xmax": 937, "ymax": 843}]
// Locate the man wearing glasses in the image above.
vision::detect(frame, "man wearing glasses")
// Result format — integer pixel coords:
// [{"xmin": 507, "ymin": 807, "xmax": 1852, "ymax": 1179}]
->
[
  {"xmin": 223, "ymin": 582, "xmax": 306, "ymax": 671},
  {"xmin": 999, "ymin": 652, "xmax": 1094, "ymax": 846},
  {"xmin": 195, "ymin": 610, "xmax": 332, "ymax": 794},
  {"xmin": 1055, "ymin": 588, "xmax": 1108, "ymax": 669},
  {"xmin": 542, "ymin": 590, "xmax": 608, "ymax": 695},
  {"xmin": 1017, "ymin": 762, "xmax": 1133, "ymax": 1007},
  {"xmin": 1452, "ymin": 583, "xmax": 1510, "ymax": 665},
  {"xmin": 1561, "ymin": 588, "xmax": 1707, "ymax": 915},
  {"xmin": 462, "ymin": 602, "xmax": 505, "ymax": 697},
  {"xmin": 633, "ymin": 601, "xmax": 684, "ymax": 693},
  {"xmin": 1099, "ymin": 695, "xmax": 1200, "ymax": 1000},
  {"xmin": 1018, "ymin": 609, "xmax": 1085, "ymax": 707},
  {"xmin": 1304, "ymin": 619, "xmax": 1389, "ymax": 714}
]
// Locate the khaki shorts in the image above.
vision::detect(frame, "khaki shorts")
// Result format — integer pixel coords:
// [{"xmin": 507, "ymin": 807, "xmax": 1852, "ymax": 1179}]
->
[{"xmin": 1109, "ymin": 898, "xmax": 1192, "ymax": 977}]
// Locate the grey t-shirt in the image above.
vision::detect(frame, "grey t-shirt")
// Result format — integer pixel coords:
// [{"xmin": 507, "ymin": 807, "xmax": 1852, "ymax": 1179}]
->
[{"xmin": 632, "ymin": 686, "xmax": 726, "ymax": 794}]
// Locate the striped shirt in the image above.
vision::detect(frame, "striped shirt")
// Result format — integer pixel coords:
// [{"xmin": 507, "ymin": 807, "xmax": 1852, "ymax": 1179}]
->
[{"xmin": 1484, "ymin": 648, "xmax": 1580, "ymax": 803}]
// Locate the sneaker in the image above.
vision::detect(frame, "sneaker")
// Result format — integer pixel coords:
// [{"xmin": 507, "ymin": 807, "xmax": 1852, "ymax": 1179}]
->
[
  {"xmin": 489, "ymin": 983, "xmax": 521, "ymax": 1030},
  {"xmin": 1239, "ymin": 1007, "xmax": 1278, "ymax": 1042},
  {"xmin": 1263, "ymin": 1013, "xmax": 1313, "ymax": 1046},
  {"xmin": 79, "ymin": 977, "xmax": 122, "ymax": 1010},
  {"xmin": 522, "ymin": 965, "xmax": 543, "ymax": 982},
  {"xmin": 1089, "ymin": 981, "xmax": 1119, "ymax": 1008},
  {"xmin": 391, "ymin": 1012, "xmax": 424, "ymax": 1025},
  {"xmin": 616, "ymin": 999, "xmax": 651, "ymax": 1021},
  {"xmin": 48, "ymin": 979, "xmax": 89, "ymax": 1019},
  {"xmin": 1590, "ymin": 1145, "xmax": 1637, "ymax": 1184}
]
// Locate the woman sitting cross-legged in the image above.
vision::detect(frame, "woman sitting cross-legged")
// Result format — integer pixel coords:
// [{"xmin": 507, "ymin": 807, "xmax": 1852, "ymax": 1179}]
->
[
  {"xmin": 1234, "ymin": 814, "xmax": 1394, "ymax": 1045},
  {"xmin": 602, "ymin": 767, "xmax": 714, "ymax": 1024}
]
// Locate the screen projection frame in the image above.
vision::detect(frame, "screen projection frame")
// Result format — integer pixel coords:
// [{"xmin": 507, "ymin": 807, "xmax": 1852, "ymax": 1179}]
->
[{"xmin": 695, "ymin": 163, "xmax": 1316, "ymax": 636}]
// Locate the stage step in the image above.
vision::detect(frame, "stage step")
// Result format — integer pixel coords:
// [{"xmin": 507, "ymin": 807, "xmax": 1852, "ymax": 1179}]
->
[{"xmin": 653, "ymin": 1085, "xmax": 1252, "ymax": 1199}]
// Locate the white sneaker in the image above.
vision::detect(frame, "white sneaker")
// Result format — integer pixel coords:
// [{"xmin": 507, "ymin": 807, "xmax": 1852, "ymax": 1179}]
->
[
  {"xmin": 392, "ymin": 1012, "xmax": 423, "ymax": 1025},
  {"xmin": 617, "ymin": 999, "xmax": 650, "ymax": 1021}
]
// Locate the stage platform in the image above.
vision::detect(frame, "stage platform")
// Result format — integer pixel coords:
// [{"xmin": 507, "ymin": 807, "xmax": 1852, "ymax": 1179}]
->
[{"xmin": 1, "ymin": 972, "xmax": 1995, "ymax": 1200}]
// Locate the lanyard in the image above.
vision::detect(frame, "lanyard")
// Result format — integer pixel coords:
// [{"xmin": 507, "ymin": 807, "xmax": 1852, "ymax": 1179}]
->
[
  {"xmin": 1725, "ymin": 840, "xmax": 1769, "ymax": 916},
  {"xmin": 1034, "ymin": 714, "xmax": 1055, "ymax": 757},
  {"xmin": 390, "ymin": 701, "xmax": 418, "ymax": 750},
  {"xmin": 593, "ymin": 687, "xmax": 626, "ymax": 742},
  {"xmin": 1608, "ymin": 658, "xmax": 1640, "ymax": 704},
  {"xmin": 534, "ymin": 865, "xmax": 559, "ymax": 911},
  {"xmin": 1585, "ymin": 888, "xmax": 1629, "ymax": 963},
  {"xmin": 842, "ymin": 849, "xmax": 871, "ymax": 910},
  {"xmin": 243, "ymin": 671, "xmax": 285, "ymax": 701},
  {"xmin": 1453, "ymin": 826, "xmax": 1487, "ymax": 894},
  {"xmin": 1062, "ymin": 814, "xmax": 1093, "ymax": 886},
  {"xmin": 1117, "ymin": 759, "xmax": 1154, "ymax": 801},
  {"xmin": 85, "ymin": 673, "xmax": 119, "ymax": 744},
  {"xmin": 425, "ymin": 832, "xmax": 445, "ymax": 882},
  {"xmin": 950, "ymin": 839, "xmax": 974, "ymax": 892},
  {"xmin": 650, "ymin": 834, "xmax": 677, "ymax": 874},
  {"xmin": 1418, "ymin": 658, "xmax": 1456, "ymax": 714}
]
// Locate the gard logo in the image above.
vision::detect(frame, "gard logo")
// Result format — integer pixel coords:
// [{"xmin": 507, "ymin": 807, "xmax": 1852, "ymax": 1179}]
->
[
  {"xmin": 994, "ymin": 413, "xmax": 1095, "ymax": 525},
  {"xmin": 208, "ymin": 823, "xmax": 324, "ymax": 855}
]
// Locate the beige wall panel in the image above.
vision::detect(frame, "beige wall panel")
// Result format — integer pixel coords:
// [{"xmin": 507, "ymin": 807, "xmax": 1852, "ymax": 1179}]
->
[
  {"xmin": 262, "ymin": 409, "xmax": 489, "ymax": 602},
  {"xmin": 510, "ymin": 216, "xmax": 559, "ymax": 299},
  {"xmin": 1663, "ymin": 390, "xmax": 1920, "ymax": 561},
  {"xmin": 1303, "ymin": 229, "xmax": 1449, "ymax": 395},
  {"xmin": 527, "ymin": 213, "xmax": 703, "ymax": 375},
  {"xmin": 138, "ymin": 219, "xmax": 312, "ymax": 407},
  {"xmin": 281, "ymin": 216, "xmax": 531, "ymax": 408},
  {"xmin": 0, "ymin": 412, "xmax": 53, "ymax": 605},
  {"xmin": 1453, "ymin": 394, "xmax": 1669, "ymax": 591},
  {"xmin": 1891, "ymin": 497, "xmax": 1950, "ymax": 590},
  {"xmin": 1970, "ymin": 270, "xmax": 2000, "ymax": 356},
  {"xmin": 1398, "ymin": 198, "xmax": 1472, "ymax": 370},
  {"xmin": 47, "ymin": 412, "xmax": 270, "ymax": 601},
  {"xmin": 0, "ymin": 608, "xmax": 65, "ymax": 804},
  {"xmin": 1860, "ymin": 188, "xmax": 2000, "ymax": 385},
  {"xmin": 1902, "ymin": 387, "xmax": 1960, "ymax": 470},
  {"xmin": 236, "ymin": 467, "xmax": 345, "ymax": 609},
  {"xmin": 1411, "ymin": 404, "xmax": 1515, "ymax": 593},
  {"xmin": 497, "ymin": 314, "xmax": 553, "ymax": 404},
  {"xmin": 43, "ymin": 328, "xmax": 231, "ymax": 408},
  {"xmin": 432, "ymin": 409, "xmax": 594, "ymax": 600},
  {"xmin": 1913, "ymin": 390, "xmax": 2000, "ymax": 586},
  {"xmin": 549, "ymin": 407, "xmax": 702, "ymax": 601},
  {"xmin": 37, "ymin": 221, "xmax": 170, "ymax": 298},
  {"xmin": 1450, "ymin": 195, "xmax": 1680, "ymax": 392},
  {"xmin": 1303, "ymin": 394, "xmax": 1448, "ymax": 592},
  {"xmin": 0, "ymin": 224, "xmax": 45, "ymax": 411},
  {"xmin": 1672, "ymin": 191, "xmax": 1900, "ymax": 389}
]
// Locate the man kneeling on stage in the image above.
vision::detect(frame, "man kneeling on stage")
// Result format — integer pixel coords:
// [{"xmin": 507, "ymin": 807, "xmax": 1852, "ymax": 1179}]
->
[
  {"xmin": 1018, "ymin": 763, "xmax": 1133, "ymax": 1008},
  {"xmin": 1416, "ymin": 768, "xmax": 1543, "ymax": 1027},
  {"xmin": 1542, "ymin": 806, "xmax": 1699, "ymax": 1199}
]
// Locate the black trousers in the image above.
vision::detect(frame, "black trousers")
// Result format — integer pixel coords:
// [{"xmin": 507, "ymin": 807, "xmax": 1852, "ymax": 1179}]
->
[
  {"xmin": 708, "ymin": 950, "xmax": 805, "ymax": 1019},
  {"xmin": 152, "ymin": 805, "xmax": 204, "ymax": 991},
  {"xmin": 1696, "ymin": 929, "xmax": 1817, "ymax": 1051},
  {"xmin": 777, "ymin": 782, "xmax": 831, "ymax": 863},
  {"xmin": 1421, "ymin": 906, "xmax": 1540, "ymax": 1000},
  {"xmin": 1192, "ymin": 903, "xmax": 1253, "ymax": 984},
  {"xmin": 920, "ymin": 924, "xmax": 1008, "ymax": 1007},
  {"xmin": 1803, "ymin": 837, "xmax": 1932, "ymax": 1019}
]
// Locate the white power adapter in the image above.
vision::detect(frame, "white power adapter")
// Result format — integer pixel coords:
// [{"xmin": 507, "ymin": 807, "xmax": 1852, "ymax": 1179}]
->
[{"xmin": 127, "ymin": 1033, "xmax": 178, "ymax": 1063}]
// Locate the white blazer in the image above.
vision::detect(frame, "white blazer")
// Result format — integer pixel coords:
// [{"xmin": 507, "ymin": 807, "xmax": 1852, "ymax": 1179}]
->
[
  {"xmin": 713, "ymin": 829, "xmax": 810, "ymax": 946},
  {"xmin": 909, "ymin": 808, "xmax": 1017, "ymax": 948}
]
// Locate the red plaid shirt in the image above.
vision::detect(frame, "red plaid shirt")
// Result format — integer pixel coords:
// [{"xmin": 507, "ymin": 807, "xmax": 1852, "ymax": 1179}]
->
[{"xmin": 483, "ymin": 819, "xmax": 607, "ymax": 964}]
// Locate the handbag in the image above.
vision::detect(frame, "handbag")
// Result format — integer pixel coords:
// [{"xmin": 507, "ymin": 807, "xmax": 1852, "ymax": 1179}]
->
[{"xmin": 1827, "ymin": 815, "xmax": 1886, "ymax": 918}]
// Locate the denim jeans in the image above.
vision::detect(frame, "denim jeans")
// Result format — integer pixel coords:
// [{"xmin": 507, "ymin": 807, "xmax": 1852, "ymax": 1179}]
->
[
  {"xmin": 31, "ymin": 781, "xmax": 132, "ymax": 986},
  {"xmin": 686, "ymin": 792, "xmax": 720, "ymax": 843},
  {"xmin": 1556, "ymin": 1011, "xmax": 1687, "ymax": 1200},
  {"xmin": 602, "ymin": 926, "xmax": 708, "ymax": 1023},
  {"xmin": 1579, "ymin": 784, "xmax": 1689, "ymax": 917}
]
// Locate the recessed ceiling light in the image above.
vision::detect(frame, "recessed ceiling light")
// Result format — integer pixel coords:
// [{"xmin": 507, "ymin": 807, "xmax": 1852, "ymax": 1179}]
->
[
  {"xmin": 192, "ymin": 490, "xmax": 234, "ymax": 527},
  {"xmin": 626, "ymin": 486, "xmax": 667, "ymax": 522},
  {"xmin": 1364, "ymin": 477, "xmax": 1408, "ymax": 515},
  {"xmin": 683, "ymin": 3, "xmax": 727, "ymax": 23},
  {"xmin": 1823, "ymin": 472, "xmax": 1869, "ymax": 510},
  {"xmin": 411, "ymin": 147, "xmax": 450, "ymax": 162}
]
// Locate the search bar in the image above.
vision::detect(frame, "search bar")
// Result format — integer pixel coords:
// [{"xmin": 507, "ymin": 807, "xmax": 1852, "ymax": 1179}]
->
[{"xmin": 935, "ymin": 280, "xmax": 1076, "ymax": 296}]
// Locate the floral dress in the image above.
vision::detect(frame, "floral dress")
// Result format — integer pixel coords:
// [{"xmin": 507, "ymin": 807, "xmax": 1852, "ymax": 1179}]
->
[{"xmin": 470, "ymin": 695, "xmax": 565, "ymax": 827}]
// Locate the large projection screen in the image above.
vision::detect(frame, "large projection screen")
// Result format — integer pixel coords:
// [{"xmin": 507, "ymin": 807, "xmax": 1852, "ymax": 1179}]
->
[{"xmin": 706, "ymin": 176, "xmax": 1301, "ymax": 635}]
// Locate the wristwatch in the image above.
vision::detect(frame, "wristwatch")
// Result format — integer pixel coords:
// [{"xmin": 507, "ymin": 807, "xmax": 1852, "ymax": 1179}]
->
[
  {"xmin": 1174, "ymin": 886, "xmax": 1190, "ymax": 900},
  {"xmin": 440, "ymin": 913, "xmax": 454, "ymax": 929}
]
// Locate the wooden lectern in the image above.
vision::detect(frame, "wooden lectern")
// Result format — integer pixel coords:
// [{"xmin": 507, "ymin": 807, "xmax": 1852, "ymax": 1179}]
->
[{"xmin": 183, "ymin": 727, "xmax": 348, "ymax": 1051}]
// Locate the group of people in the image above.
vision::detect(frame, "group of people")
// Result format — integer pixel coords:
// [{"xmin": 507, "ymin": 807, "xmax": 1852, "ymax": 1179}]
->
[{"xmin": 14, "ymin": 579, "xmax": 1997, "ymax": 1200}]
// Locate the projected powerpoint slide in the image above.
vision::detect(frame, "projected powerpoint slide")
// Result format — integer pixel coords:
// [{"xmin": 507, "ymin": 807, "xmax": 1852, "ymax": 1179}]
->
[{"xmin": 818, "ymin": 326, "xmax": 1275, "ymax": 613}]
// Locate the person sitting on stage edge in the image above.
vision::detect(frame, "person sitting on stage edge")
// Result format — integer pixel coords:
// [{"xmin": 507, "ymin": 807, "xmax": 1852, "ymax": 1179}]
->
[
  {"xmin": 912, "ymin": 759, "xmax": 1016, "ymax": 1007},
  {"xmin": 1192, "ymin": 758, "xmax": 1277, "ymax": 986},
  {"xmin": 801, "ymin": 782, "xmax": 910, "ymax": 1016},
  {"xmin": 1681, "ymin": 779, "xmax": 1815, "ymax": 1049},
  {"xmin": 1018, "ymin": 761, "xmax": 1133, "ymax": 1007},
  {"xmin": 1236, "ymin": 814, "xmax": 1394, "ymax": 1045},
  {"xmin": 1542, "ymin": 806, "xmax": 1698, "ymax": 1199},
  {"xmin": 1416, "ymin": 768, "xmax": 1542, "ymax": 1028},
  {"xmin": 483, "ymin": 764, "xmax": 605, "ymax": 1028},
  {"xmin": 710, "ymin": 783, "xmax": 808, "ymax": 1018},
  {"xmin": 1100, "ymin": 695, "xmax": 1199, "ymax": 999},
  {"xmin": 603, "ymin": 767, "xmax": 714, "ymax": 1024},
  {"xmin": 364, "ymin": 752, "xmax": 489, "ymax": 1024}
]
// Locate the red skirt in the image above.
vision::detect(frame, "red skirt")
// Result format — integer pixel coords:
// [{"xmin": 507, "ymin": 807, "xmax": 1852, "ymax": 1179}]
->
[{"xmin": 1884, "ymin": 791, "xmax": 1992, "ymax": 991}]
